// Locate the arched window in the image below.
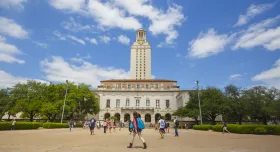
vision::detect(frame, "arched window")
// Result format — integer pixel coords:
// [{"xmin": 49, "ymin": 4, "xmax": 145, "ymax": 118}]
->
[{"xmin": 145, "ymin": 114, "xmax": 151, "ymax": 122}]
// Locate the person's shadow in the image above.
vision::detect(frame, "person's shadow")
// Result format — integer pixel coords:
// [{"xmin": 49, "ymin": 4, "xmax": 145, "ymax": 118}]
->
[{"xmin": 133, "ymin": 146, "xmax": 144, "ymax": 149}]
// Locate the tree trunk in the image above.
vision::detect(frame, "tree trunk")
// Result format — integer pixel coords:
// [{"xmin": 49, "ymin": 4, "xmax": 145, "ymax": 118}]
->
[
  {"xmin": 238, "ymin": 114, "xmax": 242, "ymax": 125},
  {"xmin": 29, "ymin": 112, "xmax": 34, "ymax": 122},
  {"xmin": 51, "ymin": 114, "xmax": 57, "ymax": 122},
  {"xmin": 263, "ymin": 116, "xmax": 268, "ymax": 125},
  {"xmin": 8, "ymin": 114, "xmax": 11, "ymax": 120},
  {"xmin": 194, "ymin": 117, "xmax": 199, "ymax": 125},
  {"xmin": 211, "ymin": 115, "xmax": 216, "ymax": 125}
]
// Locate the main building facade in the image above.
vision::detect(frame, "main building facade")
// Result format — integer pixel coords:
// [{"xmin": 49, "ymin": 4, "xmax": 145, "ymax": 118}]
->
[{"xmin": 95, "ymin": 29, "xmax": 190, "ymax": 123}]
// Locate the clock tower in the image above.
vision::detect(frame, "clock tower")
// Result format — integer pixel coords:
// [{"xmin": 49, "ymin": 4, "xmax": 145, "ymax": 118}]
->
[{"xmin": 130, "ymin": 29, "xmax": 151, "ymax": 79}]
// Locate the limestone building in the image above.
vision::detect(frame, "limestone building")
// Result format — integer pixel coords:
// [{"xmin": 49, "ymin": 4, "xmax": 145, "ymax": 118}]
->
[{"xmin": 95, "ymin": 29, "xmax": 190, "ymax": 123}]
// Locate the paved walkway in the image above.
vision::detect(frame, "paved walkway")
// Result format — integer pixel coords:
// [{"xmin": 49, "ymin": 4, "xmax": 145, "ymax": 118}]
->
[{"xmin": 0, "ymin": 128, "xmax": 279, "ymax": 152}]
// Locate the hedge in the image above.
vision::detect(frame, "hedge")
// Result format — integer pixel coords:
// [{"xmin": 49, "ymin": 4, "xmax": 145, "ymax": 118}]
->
[
  {"xmin": 0, "ymin": 122, "xmax": 41, "ymax": 130},
  {"xmin": 42, "ymin": 123, "xmax": 69, "ymax": 129},
  {"xmin": 193, "ymin": 124, "xmax": 280, "ymax": 135}
]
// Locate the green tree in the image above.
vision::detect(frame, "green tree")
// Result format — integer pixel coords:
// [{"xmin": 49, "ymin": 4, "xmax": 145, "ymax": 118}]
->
[
  {"xmin": 10, "ymin": 80, "xmax": 47, "ymax": 122},
  {"xmin": 200, "ymin": 87, "xmax": 225, "ymax": 124},
  {"xmin": 40, "ymin": 83, "xmax": 65, "ymax": 122},
  {"xmin": 224, "ymin": 85, "xmax": 248, "ymax": 124},
  {"xmin": 184, "ymin": 91, "xmax": 200, "ymax": 124},
  {"xmin": 243, "ymin": 86, "xmax": 279, "ymax": 125},
  {"xmin": 0, "ymin": 89, "xmax": 9, "ymax": 119}
]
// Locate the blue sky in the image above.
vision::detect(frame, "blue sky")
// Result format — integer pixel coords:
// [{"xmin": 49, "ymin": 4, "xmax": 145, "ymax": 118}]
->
[{"xmin": 0, "ymin": 0, "xmax": 280, "ymax": 90}]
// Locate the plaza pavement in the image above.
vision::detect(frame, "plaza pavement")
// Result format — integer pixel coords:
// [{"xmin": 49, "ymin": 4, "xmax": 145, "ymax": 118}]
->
[{"xmin": 0, "ymin": 128, "xmax": 279, "ymax": 152}]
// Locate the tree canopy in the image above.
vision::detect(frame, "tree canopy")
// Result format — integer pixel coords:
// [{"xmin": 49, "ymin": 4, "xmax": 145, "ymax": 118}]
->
[
  {"xmin": 173, "ymin": 85, "xmax": 280, "ymax": 125},
  {"xmin": 0, "ymin": 80, "xmax": 100, "ymax": 122}
]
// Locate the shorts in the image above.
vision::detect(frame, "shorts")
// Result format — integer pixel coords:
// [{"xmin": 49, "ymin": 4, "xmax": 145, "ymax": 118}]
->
[
  {"xmin": 159, "ymin": 128, "xmax": 165, "ymax": 131},
  {"xmin": 132, "ymin": 128, "xmax": 142, "ymax": 133}
]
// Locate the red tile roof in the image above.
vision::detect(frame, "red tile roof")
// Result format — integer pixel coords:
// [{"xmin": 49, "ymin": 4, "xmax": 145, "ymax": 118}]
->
[{"xmin": 100, "ymin": 79, "xmax": 177, "ymax": 83}]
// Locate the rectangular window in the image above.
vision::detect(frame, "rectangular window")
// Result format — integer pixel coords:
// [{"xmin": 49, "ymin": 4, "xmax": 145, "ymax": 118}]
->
[
  {"xmin": 117, "ymin": 84, "xmax": 121, "ymax": 89},
  {"xmin": 126, "ymin": 99, "xmax": 130, "ymax": 107},
  {"xmin": 106, "ymin": 99, "xmax": 110, "ymax": 108},
  {"xmin": 137, "ymin": 84, "xmax": 140, "ymax": 89},
  {"xmin": 116, "ymin": 99, "xmax": 120, "ymax": 108},
  {"xmin": 146, "ymin": 99, "xmax": 150, "ymax": 107},
  {"xmin": 166, "ymin": 100, "xmax": 170, "ymax": 108},
  {"xmin": 128, "ymin": 84, "xmax": 131, "ymax": 89},
  {"xmin": 155, "ymin": 84, "xmax": 159, "ymax": 89},
  {"xmin": 136, "ymin": 100, "xmax": 140, "ymax": 107},
  {"xmin": 156, "ymin": 100, "xmax": 160, "ymax": 108},
  {"xmin": 146, "ymin": 84, "xmax": 149, "ymax": 89}
]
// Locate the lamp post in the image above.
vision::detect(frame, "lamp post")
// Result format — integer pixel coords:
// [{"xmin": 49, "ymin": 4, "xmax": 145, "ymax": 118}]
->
[
  {"xmin": 61, "ymin": 80, "xmax": 69, "ymax": 123},
  {"xmin": 195, "ymin": 80, "xmax": 203, "ymax": 125}
]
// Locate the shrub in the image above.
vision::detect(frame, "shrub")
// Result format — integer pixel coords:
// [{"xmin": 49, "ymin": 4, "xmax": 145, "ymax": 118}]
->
[
  {"xmin": 254, "ymin": 127, "xmax": 267, "ymax": 135},
  {"xmin": 193, "ymin": 124, "xmax": 280, "ymax": 135},
  {"xmin": 0, "ymin": 122, "xmax": 41, "ymax": 130},
  {"xmin": 42, "ymin": 123, "xmax": 69, "ymax": 129},
  {"xmin": 193, "ymin": 125, "xmax": 212, "ymax": 131}
]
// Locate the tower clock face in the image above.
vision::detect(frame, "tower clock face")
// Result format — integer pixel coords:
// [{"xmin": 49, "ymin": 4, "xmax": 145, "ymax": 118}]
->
[{"xmin": 137, "ymin": 40, "xmax": 145, "ymax": 45}]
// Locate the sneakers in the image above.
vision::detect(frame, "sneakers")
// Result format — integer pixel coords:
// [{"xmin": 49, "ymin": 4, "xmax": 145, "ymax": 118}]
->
[
  {"xmin": 143, "ymin": 142, "xmax": 147, "ymax": 149},
  {"xmin": 127, "ymin": 143, "xmax": 133, "ymax": 148}
]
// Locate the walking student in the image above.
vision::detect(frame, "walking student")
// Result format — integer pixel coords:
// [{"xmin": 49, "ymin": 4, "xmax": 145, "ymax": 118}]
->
[
  {"xmin": 11, "ymin": 119, "xmax": 16, "ymax": 130},
  {"xmin": 68, "ymin": 120, "xmax": 74, "ymax": 132},
  {"xmin": 113, "ymin": 121, "xmax": 116, "ymax": 133},
  {"xmin": 127, "ymin": 111, "xmax": 147, "ymax": 149},
  {"xmin": 128, "ymin": 120, "xmax": 133, "ymax": 135},
  {"xmin": 89, "ymin": 118, "xmax": 95, "ymax": 135},
  {"xmin": 222, "ymin": 121, "xmax": 231, "ymax": 134},
  {"xmin": 158, "ymin": 117, "xmax": 165, "ymax": 139},
  {"xmin": 103, "ymin": 120, "xmax": 107, "ymax": 133},
  {"xmin": 174, "ymin": 117, "xmax": 179, "ymax": 137},
  {"xmin": 166, "ymin": 121, "xmax": 170, "ymax": 133}
]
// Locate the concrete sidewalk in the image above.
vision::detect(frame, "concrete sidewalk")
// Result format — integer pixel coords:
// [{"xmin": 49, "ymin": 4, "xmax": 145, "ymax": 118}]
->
[{"xmin": 0, "ymin": 128, "xmax": 279, "ymax": 152}]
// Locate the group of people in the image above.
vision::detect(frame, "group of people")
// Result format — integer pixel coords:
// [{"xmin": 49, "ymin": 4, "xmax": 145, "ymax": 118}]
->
[{"xmin": 66, "ymin": 113, "xmax": 230, "ymax": 150}]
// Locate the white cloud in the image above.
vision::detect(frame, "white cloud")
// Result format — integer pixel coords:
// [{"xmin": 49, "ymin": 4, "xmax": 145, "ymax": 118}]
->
[
  {"xmin": 0, "ymin": 70, "xmax": 47, "ymax": 89},
  {"xmin": 49, "ymin": 0, "xmax": 86, "ymax": 12},
  {"xmin": 40, "ymin": 56, "xmax": 130, "ymax": 87},
  {"xmin": 234, "ymin": 3, "xmax": 275, "ymax": 27},
  {"xmin": 33, "ymin": 41, "xmax": 48, "ymax": 48},
  {"xmin": 188, "ymin": 28, "xmax": 232, "ymax": 58},
  {"xmin": 0, "ymin": 0, "xmax": 27, "ymax": 10},
  {"xmin": 0, "ymin": 17, "xmax": 28, "ymax": 39},
  {"xmin": 117, "ymin": 35, "xmax": 130, "ymax": 45},
  {"xmin": 49, "ymin": 0, "xmax": 185, "ymax": 44},
  {"xmin": 61, "ymin": 17, "xmax": 100, "ymax": 33},
  {"xmin": 229, "ymin": 74, "xmax": 242, "ymax": 80},
  {"xmin": 53, "ymin": 31, "xmax": 86, "ymax": 45},
  {"xmin": 53, "ymin": 31, "xmax": 66, "ymax": 40},
  {"xmin": 252, "ymin": 58, "xmax": 280, "ymax": 88},
  {"xmin": 114, "ymin": 0, "xmax": 185, "ymax": 45},
  {"xmin": 0, "ymin": 36, "xmax": 24, "ymax": 64},
  {"xmin": 157, "ymin": 42, "xmax": 164, "ymax": 48},
  {"xmin": 85, "ymin": 37, "xmax": 98, "ymax": 45},
  {"xmin": 87, "ymin": 0, "xmax": 142, "ymax": 30},
  {"xmin": 233, "ymin": 15, "xmax": 280, "ymax": 51},
  {"xmin": 99, "ymin": 35, "xmax": 111, "ymax": 44},
  {"xmin": 67, "ymin": 35, "xmax": 86, "ymax": 45}
]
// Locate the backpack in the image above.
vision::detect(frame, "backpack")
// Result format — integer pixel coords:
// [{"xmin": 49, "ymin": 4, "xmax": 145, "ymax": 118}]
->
[
  {"xmin": 129, "ymin": 122, "xmax": 133, "ymax": 129},
  {"xmin": 137, "ymin": 118, "xmax": 145, "ymax": 129},
  {"xmin": 175, "ymin": 120, "xmax": 179, "ymax": 126}
]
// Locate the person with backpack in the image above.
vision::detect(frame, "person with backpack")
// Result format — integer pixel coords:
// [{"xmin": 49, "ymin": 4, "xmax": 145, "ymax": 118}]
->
[
  {"xmin": 127, "ymin": 111, "xmax": 147, "ymax": 149},
  {"xmin": 89, "ymin": 118, "xmax": 95, "ymax": 135},
  {"xmin": 174, "ymin": 117, "xmax": 179, "ymax": 137},
  {"xmin": 158, "ymin": 116, "xmax": 165, "ymax": 139}
]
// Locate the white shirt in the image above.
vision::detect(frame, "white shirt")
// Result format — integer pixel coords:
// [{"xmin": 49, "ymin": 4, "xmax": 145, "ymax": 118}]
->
[
  {"xmin": 12, "ymin": 120, "xmax": 16, "ymax": 125},
  {"xmin": 158, "ymin": 119, "xmax": 165, "ymax": 129}
]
